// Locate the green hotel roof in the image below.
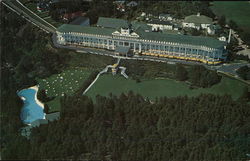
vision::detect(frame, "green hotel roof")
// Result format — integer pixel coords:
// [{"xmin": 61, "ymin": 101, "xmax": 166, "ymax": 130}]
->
[
  {"xmin": 136, "ymin": 29, "xmax": 226, "ymax": 48},
  {"xmin": 184, "ymin": 15, "xmax": 213, "ymax": 24},
  {"xmin": 96, "ymin": 17, "xmax": 129, "ymax": 29},
  {"xmin": 57, "ymin": 24, "xmax": 226, "ymax": 49},
  {"xmin": 57, "ymin": 24, "xmax": 116, "ymax": 36}
]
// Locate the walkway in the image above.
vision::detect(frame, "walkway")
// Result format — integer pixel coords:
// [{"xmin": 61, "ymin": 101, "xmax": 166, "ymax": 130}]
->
[{"xmin": 82, "ymin": 58, "xmax": 129, "ymax": 95}]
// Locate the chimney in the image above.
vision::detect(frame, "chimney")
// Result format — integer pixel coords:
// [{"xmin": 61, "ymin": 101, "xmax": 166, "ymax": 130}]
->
[{"xmin": 197, "ymin": 12, "xmax": 200, "ymax": 16}]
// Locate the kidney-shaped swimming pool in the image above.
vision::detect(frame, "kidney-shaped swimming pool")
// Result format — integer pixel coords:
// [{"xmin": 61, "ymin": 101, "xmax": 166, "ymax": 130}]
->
[{"xmin": 17, "ymin": 87, "xmax": 45, "ymax": 124}]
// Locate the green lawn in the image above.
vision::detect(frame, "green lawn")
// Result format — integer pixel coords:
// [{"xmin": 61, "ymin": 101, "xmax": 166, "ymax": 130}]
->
[
  {"xmin": 37, "ymin": 67, "xmax": 92, "ymax": 112},
  {"xmin": 86, "ymin": 73, "xmax": 248, "ymax": 101},
  {"xmin": 210, "ymin": 1, "xmax": 250, "ymax": 33},
  {"xmin": 36, "ymin": 66, "xmax": 248, "ymax": 112}
]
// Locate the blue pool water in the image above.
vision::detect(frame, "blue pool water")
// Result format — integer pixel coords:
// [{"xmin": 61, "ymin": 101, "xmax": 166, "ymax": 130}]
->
[{"xmin": 17, "ymin": 88, "xmax": 45, "ymax": 124}]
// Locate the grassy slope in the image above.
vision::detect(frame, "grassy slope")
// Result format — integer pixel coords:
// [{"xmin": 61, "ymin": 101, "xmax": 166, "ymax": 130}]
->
[
  {"xmin": 87, "ymin": 74, "xmax": 248, "ymax": 101},
  {"xmin": 36, "ymin": 51, "xmax": 114, "ymax": 112},
  {"xmin": 37, "ymin": 67, "xmax": 92, "ymax": 112},
  {"xmin": 210, "ymin": 1, "xmax": 250, "ymax": 33}
]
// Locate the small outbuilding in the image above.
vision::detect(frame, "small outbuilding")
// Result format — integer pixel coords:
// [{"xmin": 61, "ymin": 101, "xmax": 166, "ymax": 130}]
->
[
  {"xmin": 159, "ymin": 13, "xmax": 173, "ymax": 21},
  {"xmin": 126, "ymin": 1, "xmax": 138, "ymax": 7},
  {"xmin": 30, "ymin": 119, "xmax": 48, "ymax": 128},
  {"xmin": 147, "ymin": 19, "xmax": 173, "ymax": 31},
  {"xmin": 182, "ymin": 13, "xmax": 213, "ymax": 30},
  {"xmin": 45, "ymin": 112, "xmax": 60, "ymax": 122}
]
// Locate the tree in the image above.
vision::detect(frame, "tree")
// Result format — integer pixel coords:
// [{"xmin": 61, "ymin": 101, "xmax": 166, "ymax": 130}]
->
[
  {"xmin": 236, "ymin": 65, "xmax": 250, "ymax": 80},
  {"xmin": 218, "ymin": 15, "xmax": 226, "ymax": 27},
  {"xmin": 228, "ymin": 20, "xmax": 238, "ymax": 30},
  {"xmin": 188, "ymin": 65, "xmax": 221, "ymax": 88},
  {"xmin": 189, "ymin": 28, "xmax": 202, "ymax": 36},
  {"xmin": 175, "ymin": 64, "xmax": 188, "ymax": 81},
  {"xmin": 37, "ymin": 89, "xmax": 47, "ymax": 102},
  {"xmin": 238, "ymin": 87, "xmax": 250, "ymax": 102},
  {"xmin": 43, "ymin": 104, "xmax": 50, "ymax": 114}
]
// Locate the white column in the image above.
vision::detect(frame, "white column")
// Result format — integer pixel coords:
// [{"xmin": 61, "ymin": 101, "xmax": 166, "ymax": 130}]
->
[
  {"xmin": 197, "ymin": 49, "xmax": 200, "ymax": 59},
  {"xmin": 139, "ymin": 44, "xmax": 141, "ymax": 53}
]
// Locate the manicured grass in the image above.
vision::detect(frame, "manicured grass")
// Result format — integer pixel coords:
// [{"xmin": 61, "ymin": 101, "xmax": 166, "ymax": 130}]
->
[
  {"xmin": 210, "ymin": 1, "xmax": 250, "ymax": 33},
  {"xmin": 86, "ymin": 73, "xmax": 248, "ymax": 101},
  {"xmin": 37, "ymin": 67, "xmax": 92, "ymax": 112}
]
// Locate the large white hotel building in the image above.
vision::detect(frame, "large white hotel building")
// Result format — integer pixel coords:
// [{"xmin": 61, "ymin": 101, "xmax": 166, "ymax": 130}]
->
[{"xmin": 56, "ymin": 17, "xmax": 227, "ymax": 65}]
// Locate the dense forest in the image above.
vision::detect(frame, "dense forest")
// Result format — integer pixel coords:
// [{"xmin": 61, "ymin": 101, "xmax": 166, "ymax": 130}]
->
[
  {"xmin": 49, "ymin": 0, "xmax": 215, "ymax": 24},
  {"xmin": 4, "ymin": 91, "xmax": 249, "ymax": 160},
  {"xmin": 1, "ymin": 6, "xmax": 70, "ymax": 158}
]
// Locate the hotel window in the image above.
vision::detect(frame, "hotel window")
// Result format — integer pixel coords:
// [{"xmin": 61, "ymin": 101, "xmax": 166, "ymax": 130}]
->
[
  {"xmin": 208, "ymin": 52, "xmax": 213, "ymax": 58},
  {"xmin": 214, "ymin": 51, "xmax": 218, "ymax": 59},
  {"xmin": 141, "ymin": 44, "xmax": 145, "ymax": 50},
  {"xmin": 187, "ymin": 49, "xmax": 192, "ymax": 54},
  {"xmin": 124, "ymin": 42, "xmax": 129, "ymax": 46},
  {"xmin": 135, "ymin": 43, "xmax": 139, "ymax": 49},
  {"xmin": 193, "ymin": 49, "xmax": 197, "ymax": 54},
  {"xmin": 204, "ymin": 51, "xmax": 208, "ymax": 56},
  {"xmin": 174, "ymin": 47, "xmax": 179, "ymax": 52}
]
